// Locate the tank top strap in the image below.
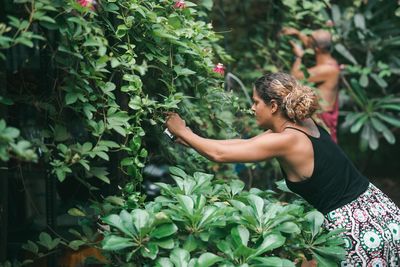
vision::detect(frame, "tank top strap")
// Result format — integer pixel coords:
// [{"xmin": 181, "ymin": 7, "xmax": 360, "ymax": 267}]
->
[{"xmin": 284, "ymin": 126, "xmax": 317, "ymax": 139}]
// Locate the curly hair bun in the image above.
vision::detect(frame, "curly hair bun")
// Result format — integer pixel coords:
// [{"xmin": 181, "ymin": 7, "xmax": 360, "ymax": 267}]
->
[
  {"xmin": 254, "ymin": 72, "xmax": 319, "ymax": 122},
  {"xmin": 283, "ymin": 83, "xmax": 318, "ymax": 121}
]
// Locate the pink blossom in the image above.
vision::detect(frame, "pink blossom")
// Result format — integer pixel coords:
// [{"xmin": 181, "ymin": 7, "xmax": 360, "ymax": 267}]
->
[
  {"xmin": 77, "ymin": 0, "xmax": 96, "ymax": 10},
  {"xmin": 213, "ymin": 63, "xmax": 225, "ymax": 75},
  {"xmin": 339, "ymin": 64, "xmax": 346, "ymax": 70},
  {"xmin": 174, "ymin": 0, "xmax": 186, "ymax": 9},
  {"xmin": 325, "ymin": 20, "xmax": 335, "ymax": 27}
]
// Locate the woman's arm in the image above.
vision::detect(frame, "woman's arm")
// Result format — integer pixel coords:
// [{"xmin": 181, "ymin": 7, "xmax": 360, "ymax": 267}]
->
[
  {"xmin": 178, "ymin": 129, "xmax": 291, "ymax": 163},
  {"xmin": 166, "ymin": 113, "xmax": 290, "ymax": 163},
  {"xmin": 174, "ymin": 127, "xmax": 266, "ymax": 146},
  {"xmin": 204, "ymin": 130, "xmax": 272, "ymax": 145}
]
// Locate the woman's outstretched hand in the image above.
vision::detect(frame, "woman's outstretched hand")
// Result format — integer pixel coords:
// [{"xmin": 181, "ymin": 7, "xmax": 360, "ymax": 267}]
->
[
  {"xmin": 165, "ymin": 112, "xmax": 186, "ymax": 136},
  {"xmin": 165, "ymin": 112, "xmax": 191, "ymax": 147}
]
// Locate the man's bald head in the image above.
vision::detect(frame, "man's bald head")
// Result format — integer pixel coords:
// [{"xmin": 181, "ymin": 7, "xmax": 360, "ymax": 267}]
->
[{"xmin": 310, "ymin": 30, "xmax": 332, "ymax": 53}]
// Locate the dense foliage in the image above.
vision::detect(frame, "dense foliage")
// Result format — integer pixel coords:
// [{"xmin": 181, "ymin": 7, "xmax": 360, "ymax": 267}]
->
[
  {"xmin": 0, "ymin": 0, "xmax": 235, "ymax": 189},
  {"xmin": 0, "ymin": 0, "xmax": 238, "ymax": 265},
  {"xmin": 1, "ymin": 0, "xmax": 400, "ymax": 266},
  {"xmin": 7, "ymin": 168, "xmax": 346, "ymax": 267},
  {"xmin": 98, "ymin": 167, "xmax": 345, "ymax": 266}
]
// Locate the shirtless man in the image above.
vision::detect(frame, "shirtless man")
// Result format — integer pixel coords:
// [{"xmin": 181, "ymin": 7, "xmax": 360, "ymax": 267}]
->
[{"xmin": 281, "ymin": 28, "xmax": 340, "ymax": 143}]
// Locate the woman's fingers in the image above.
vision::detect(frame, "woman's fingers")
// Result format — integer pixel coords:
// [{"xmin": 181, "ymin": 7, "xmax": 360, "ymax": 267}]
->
[{"xmin": 165, "ymin": 112, "xmax": 178, "ymax": 124}]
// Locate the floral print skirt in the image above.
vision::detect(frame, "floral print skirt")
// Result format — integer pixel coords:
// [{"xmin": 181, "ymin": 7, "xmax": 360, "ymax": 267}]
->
[{"xmin": 323, "ymin": 183, "xmax": 400, "ymax": 267}]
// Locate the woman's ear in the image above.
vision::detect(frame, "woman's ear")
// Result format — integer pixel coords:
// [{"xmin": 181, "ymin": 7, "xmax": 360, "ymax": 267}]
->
[{"xmin": 270, "ymin": 100, "xmax": 279, "ymax": 114}]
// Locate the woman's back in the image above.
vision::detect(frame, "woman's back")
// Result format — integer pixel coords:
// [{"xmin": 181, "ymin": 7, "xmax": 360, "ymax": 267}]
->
[{"xmin": 280, "ymin": 121, "xmax": 369, "ymax": 214}]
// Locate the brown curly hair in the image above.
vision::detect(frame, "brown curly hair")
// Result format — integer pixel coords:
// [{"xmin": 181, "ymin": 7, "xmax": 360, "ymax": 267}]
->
[{"xmin": 254, "ymin": 72, "xmax": 319, "ymax": 122}]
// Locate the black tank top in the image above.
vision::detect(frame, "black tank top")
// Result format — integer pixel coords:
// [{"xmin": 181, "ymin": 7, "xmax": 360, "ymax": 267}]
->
[{"xmin": 282, "ymin": 123, "xmax": 369, "ymax": 214}]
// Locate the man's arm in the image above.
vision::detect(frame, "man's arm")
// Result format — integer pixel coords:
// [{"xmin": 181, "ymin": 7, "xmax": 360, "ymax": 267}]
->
[
  {"xmin": 281, "ymin": 27, "xmax": 312, "ymax": 47},
  {"xmin": 289, "ymin": 40, "xmax": 306, "ymax": 80},
  {"xmin": 289, "ymin": 41, "xmax": 339, "ymax": 83},
  {"xmin": 291, "ymin": 56, "xmax": 305, "ymax": 80}
]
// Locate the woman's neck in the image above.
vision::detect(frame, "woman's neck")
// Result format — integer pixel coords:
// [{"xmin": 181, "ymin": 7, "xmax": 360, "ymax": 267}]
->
[{"xmin": 271, "ymin": 118, "xmax": 296, "ymax": 133}]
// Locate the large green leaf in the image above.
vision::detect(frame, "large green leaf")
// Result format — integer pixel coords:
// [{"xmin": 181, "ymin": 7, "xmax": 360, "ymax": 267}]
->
[
  {"xmin": 247, "ymin": 195, "xmax": 264, "ymax": 218},
  {"xmin": 331, "ymin": 4, "xmax": 341, "ymax": 25},
  {"xmin": 141, "ymin": 242, "xmax": 159, "ymax": 260},
  {"xmin": 251, "ymin": 256, "xmax": 296, "ymax": 267},
  {"xmin": 231, "ymin": 225, "xmax": 250, "ymax": 247},
  {"xmin": 193, "ymin": 171, "xmax": 214, "ymax": 192},
  {"xmin": 277, "ymin": 221, "xmax": 300, "ymax": 234},
  {"xmin": 375, "ymin": 113, "xmax": 400, "ymax": 127},
  {"xmin": 102, "ymin": 212, "xmax": 135, "ymax": 238},
  {"xmin": 370, "ymin": 73, "xmax": 388, "ymax": 88},
  {"xmin": 176, "ymin": 195, "xmax": 194, "ymax": 216},
  {"xmin": 37, "ymin": 232, "xmax": 60, "ymax": 250},
  {"xmin": 361, "ymin": 123, "xmax": 378, "ymax": 150},
  {"xmin": 354, "ymin": 13, "xmax": 366, "ymax": 30},
  {"xmin": 233, "ymin": 244, "xmax": 256, "ymax": 259},
  {"xmin": 335, "ymin": 44, "xmax": 357, "ymax": 65},
  {"xmin": 305, "ymin": 211, "xmax": 324, "ymax": 239},
  {"xmin": 229, "ymin": 199, "xmax": 247, "ymax": 210},
  {"xmin": 102, "ymin": 235, "xmax": 135, "ymax": 250},
  {"xmin": 380, "ymin": 104, "xmax": 400, "ymax": 112},
  {"xmin": 183, "ymin": 234, "xmax": 198, "ymax": 252},
  {"xmin": 170, "ymin": 248, "xmax": 190, "ymax": 267},
  {"xmin": 182, "ymin": 179, "xmax": 196, "ymax": 195},
  {"xmin": 132, "ymin": 209, "xmax": 152, "ymax": 235},
  {"xmin": 313, "ymin": 246, "xmax": 346, "ymax": 259},
  {"xmin": 197, "ymin": 206, "xmax": 218, "ymax": 228},
  {"xmin": 229, "ymin": 179, "xmax": 245, "ymax": 196},
  {"xmin": 196, "ymin": 253, "xmax": 223, "ymax": 267},
  {"xmin": 169, "ymin": 166, "xmax": 188, "ymax": 178},
  {"xmin": 150, "ymin": 223, "xmax": 178, "ymax": 239},
  {"xmin": 254, "ymin": 233, "xmax": 286, "ymax": 257},
  {"xmin": 350, "ymin": 115, "xmax": 368, "ymax": 133},
  {"xmin": 153, "ymin": 238, "xmax": 175, "ymax": 249},
  {"xmin": 155, "ymin": 258, "xmax": 174, "ymax": 267},
  {"xmin": 217, "ymin": 240, "xmax": 234, "ymax": 259}
]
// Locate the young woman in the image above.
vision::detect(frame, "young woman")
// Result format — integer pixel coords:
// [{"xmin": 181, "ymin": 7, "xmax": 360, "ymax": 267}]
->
[{"xmin": 165, "ymin": 72, "xmax": 400, "ymax": 265}]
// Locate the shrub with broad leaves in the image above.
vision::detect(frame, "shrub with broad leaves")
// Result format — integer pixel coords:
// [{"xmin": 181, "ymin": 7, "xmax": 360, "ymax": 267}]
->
[{"xmin": 100, "ymin": 167, "xmax": 346, "ymax": 266}]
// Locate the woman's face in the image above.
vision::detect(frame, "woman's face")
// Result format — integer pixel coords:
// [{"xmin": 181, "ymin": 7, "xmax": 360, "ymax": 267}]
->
[{"xmin": 251, "ymin": 88, "xmax": 273, "ymax": 129}]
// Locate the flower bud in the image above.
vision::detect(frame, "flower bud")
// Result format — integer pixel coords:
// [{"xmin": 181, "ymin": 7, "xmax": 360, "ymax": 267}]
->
[{"xmin": 213, "ymin": 63, "xmax": 225, "ymax": 75}]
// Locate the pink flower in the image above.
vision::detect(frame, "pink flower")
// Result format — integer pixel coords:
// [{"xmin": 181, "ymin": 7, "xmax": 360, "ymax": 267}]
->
[
  {"xmin": 213, "ymin": 63, "xmax": 225, "ymax": 75},
  {"xmin": 77, "ymin": 0, "xmax": 96, "ymax": 10},
  {"xmin": 339, "ymin": 64, "xmax": 346, "ymax": 70},
  {"xmin": 174, "ymin": 0, "xmax": 186, "ymax": 9},
  {"xmin": 325, "ymin": 20, "xmax": 335, "ymax": 27}
]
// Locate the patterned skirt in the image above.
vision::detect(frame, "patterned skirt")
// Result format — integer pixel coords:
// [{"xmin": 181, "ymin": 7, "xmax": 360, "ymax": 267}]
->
[{"xmin": 323, "ymin": 183, "xmax": 400, "ymax": 267}]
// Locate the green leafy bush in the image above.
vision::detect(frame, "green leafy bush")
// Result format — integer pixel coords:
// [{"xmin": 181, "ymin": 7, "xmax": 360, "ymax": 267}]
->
[
  {"xmin": 100, "ymin": 167, "xmax": 346, "ymax": 266},
  {"xmin": 0, "ymin": 0, "xmax": 236, "ymax": 189},
  {"xmin": 330, "ymin": 1, "xmax": 400, "ymax": 150}
]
